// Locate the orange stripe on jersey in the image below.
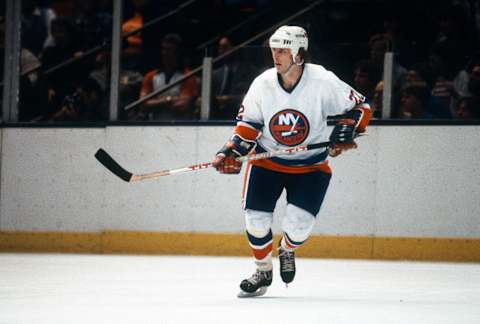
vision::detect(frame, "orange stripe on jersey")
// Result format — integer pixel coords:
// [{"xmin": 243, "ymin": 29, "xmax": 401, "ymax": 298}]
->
[
  {"xmin": 353, "ymin": 105, "xmax": 372, "ymax": 133},
  {"xmin": 250, "ymin": 159, "xmax": 332, "ymax": 174},
  {"xmin": 234, "ymin": 125, "xmax": 260, "ymax": 141},
  {"xmin": 252, "ymin": 243, "xmax": 273, "ymax": 260}
]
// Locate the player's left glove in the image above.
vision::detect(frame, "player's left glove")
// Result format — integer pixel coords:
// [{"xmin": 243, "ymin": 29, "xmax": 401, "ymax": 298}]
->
[
  {"xmin": 212, "ymin": 134, "xmax": 256, "ymax": 174},
  {"xmin": 328, "ymin": 118, "xmax": 358, "ymax": 157}
]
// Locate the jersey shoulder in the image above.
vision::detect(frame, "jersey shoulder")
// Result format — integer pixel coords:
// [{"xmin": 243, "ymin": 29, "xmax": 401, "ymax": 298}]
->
[
  {"xmin": 305, "ymin": 63, "xmax": 337, "ymax": 82},
  {"xmin": 251, "ymin": 67, "xmax": 277, "ymax": 86}
]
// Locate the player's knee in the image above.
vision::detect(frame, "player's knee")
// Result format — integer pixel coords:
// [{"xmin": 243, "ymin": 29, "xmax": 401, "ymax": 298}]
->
[
  {"xmin": 282, "ymin": 204, "xmax": 315, "ymax": 242},
  {"xmin": 245, "ymin": 209, "xmax": 273, "ymax": 238}
]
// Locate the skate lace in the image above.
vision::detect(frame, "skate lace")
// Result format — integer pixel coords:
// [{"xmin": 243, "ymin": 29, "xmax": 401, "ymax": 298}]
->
[
  {"xmin": 279, "ymin": 249, "xmax": 295, "ymax": 272},
  {"xmin": 248, "ymin": 270, "xmax": 267, "ymax": 284}
]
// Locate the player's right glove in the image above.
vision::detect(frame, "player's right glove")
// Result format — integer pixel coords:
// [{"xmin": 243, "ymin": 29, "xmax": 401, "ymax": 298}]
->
[
  {"xmin": 328, "ymin": 118, "xmax": 358, "ymax": 157},
  {"xmin": 212, "ymin": 134, "xmax": 256, "ymax": 174}
]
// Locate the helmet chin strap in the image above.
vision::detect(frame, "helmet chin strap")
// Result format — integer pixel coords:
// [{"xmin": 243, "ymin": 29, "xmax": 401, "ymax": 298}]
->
[
  {"xmin": 281, "ymin": 59, "xmax": 303, "ymax": 79},
  {"xmin": 285, "ymin": 57, "xmax": 303, "ymax": 73},
  {"xmin": 285, "ymin": 61, "xmax": 295, "ymax": 73}
]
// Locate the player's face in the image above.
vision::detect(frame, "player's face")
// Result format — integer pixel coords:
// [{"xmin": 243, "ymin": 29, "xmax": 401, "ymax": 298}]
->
[{"xmin": 271, "ymin": 48, "xmax": 293, "ymax": 74}]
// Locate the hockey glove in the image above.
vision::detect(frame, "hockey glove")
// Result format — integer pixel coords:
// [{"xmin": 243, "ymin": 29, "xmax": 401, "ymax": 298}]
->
[
  {"xmin": 328, "ymin": 118, "xmax": 358, "ymax": 157},
  {"xmin": 213, "ymin": 134, "xmax": 256, "ymax": 174}
]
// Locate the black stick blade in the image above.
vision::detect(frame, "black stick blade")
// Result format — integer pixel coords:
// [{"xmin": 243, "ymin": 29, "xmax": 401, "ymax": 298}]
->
[{"xmin": 94, "ymin": 149, "xmax": 133, "ymax": 182}]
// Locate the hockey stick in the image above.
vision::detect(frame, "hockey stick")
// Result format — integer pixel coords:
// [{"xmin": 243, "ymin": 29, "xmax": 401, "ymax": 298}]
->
[{"xmin": 94, "ymin": 141, "xmax": 331, "ymax": 182}]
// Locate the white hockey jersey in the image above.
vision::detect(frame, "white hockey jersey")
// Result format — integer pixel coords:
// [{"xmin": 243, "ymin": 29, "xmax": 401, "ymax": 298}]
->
[{"xmin": 234, "ymin": 63, "xmax": 370, "ymax": 174}]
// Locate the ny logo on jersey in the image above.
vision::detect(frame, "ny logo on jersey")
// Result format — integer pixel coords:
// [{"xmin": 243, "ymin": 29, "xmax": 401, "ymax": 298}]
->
[{"xmin": 269, "ymin": 109, "xmax": 310, "ymax": 146}]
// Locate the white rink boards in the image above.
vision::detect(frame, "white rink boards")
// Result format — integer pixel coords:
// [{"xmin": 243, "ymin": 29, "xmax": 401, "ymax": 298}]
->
[{"xmin": 1, "ymin": 125, "xmax": 480, "ymax": 238}]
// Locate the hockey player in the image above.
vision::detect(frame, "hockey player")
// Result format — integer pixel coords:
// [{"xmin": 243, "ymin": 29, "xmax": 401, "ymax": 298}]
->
[{"xmin": 212, "ymin": 25, "xmax": 371, "ymax": 297}]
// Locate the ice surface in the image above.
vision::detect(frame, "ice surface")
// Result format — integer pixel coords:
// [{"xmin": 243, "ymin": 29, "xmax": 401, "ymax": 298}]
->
[{"xmin": 1, "ymin": 254, "xmax": 479, "ymax": 324}]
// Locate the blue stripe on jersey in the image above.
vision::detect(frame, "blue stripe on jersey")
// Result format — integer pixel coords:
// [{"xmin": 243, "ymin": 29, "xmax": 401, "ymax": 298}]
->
[
  {"xmin": 236, "ymin": 120, "xmax": 264, "ymax": 130},
  {"xmin": 246, "ymin": 229, "xmax": 273, "ymax": 246},
  {"xmin": 256, "ymin": 144, "xmax": 328, "ymax": 166}
]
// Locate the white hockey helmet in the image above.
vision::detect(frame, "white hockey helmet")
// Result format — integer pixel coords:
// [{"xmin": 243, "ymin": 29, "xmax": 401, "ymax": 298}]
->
[{"xmin": 269, "ymin": 25, "xmax": 308, "ymax": 62}]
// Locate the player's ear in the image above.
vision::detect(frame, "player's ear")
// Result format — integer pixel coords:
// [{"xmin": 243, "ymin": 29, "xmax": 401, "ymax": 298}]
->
[
  {"xmin": 294, "ymin": 53, "xmax": 304, "ymax": 65},
  {"xmin": 295, "ymin": 48, "xmax": 308, "ymax": 65},
  {"xmin": 294, "ymin": 53, "xmax": 301, "ymax": 64}
]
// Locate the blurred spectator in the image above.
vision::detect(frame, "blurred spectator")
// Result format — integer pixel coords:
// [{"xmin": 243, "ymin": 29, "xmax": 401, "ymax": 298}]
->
[
  {"xmin": 118, "ymin": 0, "xmax": 151, "ymax": 118},
  {"xmin": 72, "ymin": 0, "xmax": 112, "ymax": 51},
  {"xmin": 368, "ymin": 32, "xmax": 408, "ymax": 119},
  {"xmin": 119, "ymin": 45, "xmax": 144, "ymax": 120},
  {"xmin": 47, "ymin": 77, "xmax": 106, "ymax": 122},
  {"xmin": 467, "ymin": 62, "xmax": 480, "ymax": 98},
  {"xmin": 377, "ymin": 8, "xmax": 412, "ymax": 67},
  {"xmin": 453, "ymin": 54, "xmax": 480, "ymax": 99},
  {"xmin": 0, "ymin": 15, "xmax": 41, "ymax": 84},
  {"xmin": 399, "ymin": 84, "xmax": 432, "ymax": 119},
  {"xmin": 39, "ymin": 17, "xmax": 87, "ymax": 117},
  {"xmin": 137, "ymin": 33, "xmax": 199, "ymax": 120},
  {"xmin": 21, "ymin": 0, "xmax": 56, "ymax": 56},
  {"xmin": 427, "ymin": 52, "xmax": 454, "ymax": 118},
  {"xmin": 122, "ymin": 0, "xmax": 149, "ymax": 71},
  {"xmin": 89, "ymin": 50, "xmax": 109, "ymax": 93},
  {"xmin": 18, "ymin": 48, "xmax": 44, "ymax": 121},
  {"xmin": 210, "ymin": 36, "xmax": 257, "ymax": 119},
  {"xmin": 353, "ymin": 59, "xmax": 382, "ymax": 102},
  {"xmin": 368, "ymin": 33, "xmax": 407, "ymax": 89},
  {"xmin": 455, "ymin": 96, "xmax": 480, "ymax": 119},
  {"xmin": 405, "ymin": 62, "xmax": 435, "ymax": 88},
  {"xmin": 371, "ymin": 80, "xmax": 383, "ymax": 118},
  {"xmin": 368, "ymin": 33, "xmax": 407, "ymax": 118},
  {"xmin": 430, "ymin": 4, "xmax": 473, "ymax": 80}
]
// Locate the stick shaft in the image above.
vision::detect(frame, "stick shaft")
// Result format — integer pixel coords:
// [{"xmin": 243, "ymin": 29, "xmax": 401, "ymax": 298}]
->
[
  {"xmin": 130, "ymin": 162, "xmax": 213, "ymax": 181},
  {"xmin": 128, "ymin": 141, "xmax": 330, "ymax": 181}
]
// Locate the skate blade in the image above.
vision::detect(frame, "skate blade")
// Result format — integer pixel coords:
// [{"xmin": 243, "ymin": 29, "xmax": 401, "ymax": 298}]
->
[{"xmin": 237, "ymin": 286, "xmax": 268, "ymax": 298}]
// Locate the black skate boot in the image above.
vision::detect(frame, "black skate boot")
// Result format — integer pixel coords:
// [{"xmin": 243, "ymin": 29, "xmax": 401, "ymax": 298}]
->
[
  {"xmin": 278, "ymin": 241, "xmax": 296, "ymax": 285},
  {"xmin": 237, "ymin": 269, "xmax": 272, "ymax": 298}
]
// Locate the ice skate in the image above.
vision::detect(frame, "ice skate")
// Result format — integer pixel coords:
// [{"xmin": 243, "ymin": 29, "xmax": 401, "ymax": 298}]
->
[
  {"xmin": 237, "ymin": 269, "xmax": 272, "ymax": 298},
  {"xmin": 278, "ymin": 241, "xmax": 296, "ymax": 285}
]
